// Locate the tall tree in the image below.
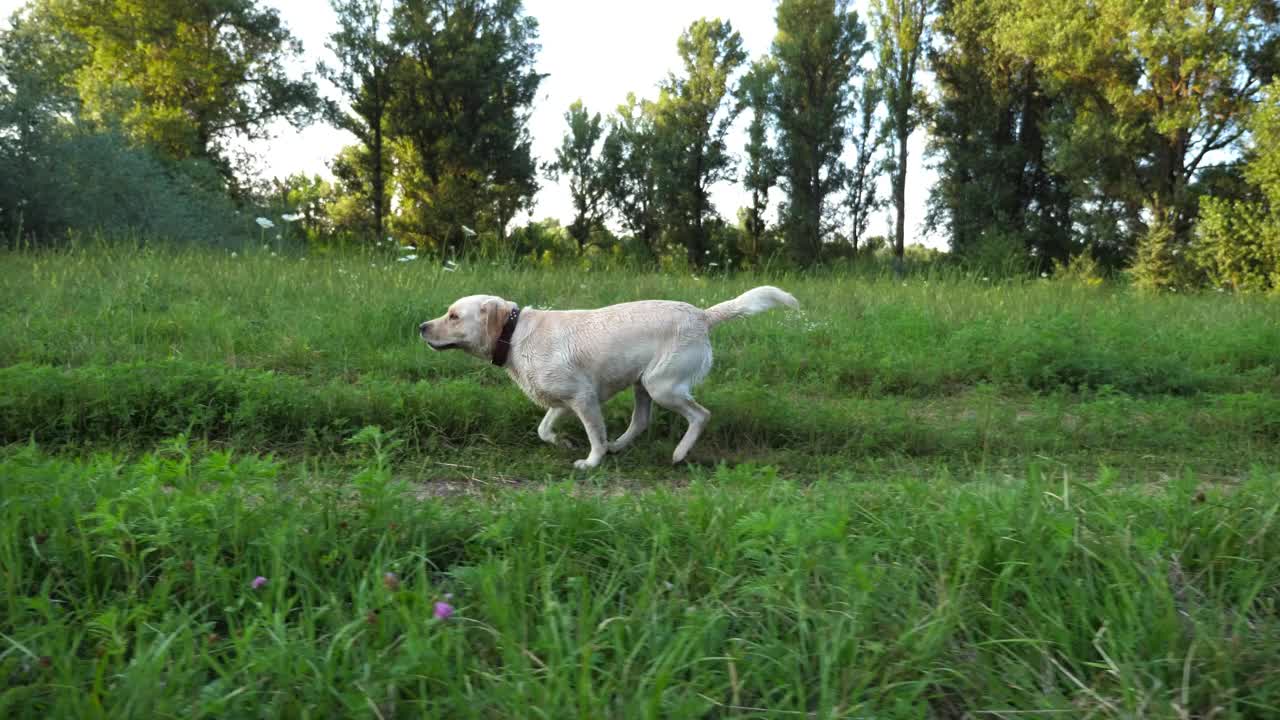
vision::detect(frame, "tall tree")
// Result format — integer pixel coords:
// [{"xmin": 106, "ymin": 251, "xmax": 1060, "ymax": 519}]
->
[
  {"xmin": 845, "ymin": 76, "xmax": 885, "ymax": 252},
  {"xmin": 736, "ymin": 58, "xmax": 777, "ymax": 262},
  {"xmin": 772, "ymin": 0, "xmax": 869, "ymax": 265},
  {"xmin": 654, "ymin": 18, "xmax": 746, "ymax": 269},
  {"xmin": 927, "ymin": 0, "xmax": 1073, "ymax": 266},
  {"xmin": 321, "ymin": 0, "xmax": 396, "ymax": 243},
  {"xmin": 871, "ymin": 0, "xmax": 933, "ymax": 271},
  {"xmin": 547, "ymin": 100, "xmax": 607, "ymax": 252},
  {"xmin": 33, "ymin": 0, "xmax": 319, "ymax": 185},
  {"xmin": 996, "ymin": 0, "xmax": 1278, "ymax": 286},
  {"xmin": 0, "ymin": 3, "xmax": 85, "ymax": 144},
  {"xmin": 601, "ymin": 93, "xmax": 663, "ymax": 259},
  {"xmin": 389, "ymin": 0, "xmax": 542, "ymax": 253}
]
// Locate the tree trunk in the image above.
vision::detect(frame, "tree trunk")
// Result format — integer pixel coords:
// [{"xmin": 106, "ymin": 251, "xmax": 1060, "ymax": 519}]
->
[
  {"xmin": 372, "ymin": 117, "xmax": 385, "ymax": 244},
  {"xmin": 811, "ymin": 163, "xmax": 823, "ymax": 265},
  {"xmin": 893, "ymin": 126, "xmax": 908, "ymax": 275}
]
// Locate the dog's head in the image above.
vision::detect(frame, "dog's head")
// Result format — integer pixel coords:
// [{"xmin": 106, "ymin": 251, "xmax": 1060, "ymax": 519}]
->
[{"xmin": 419, "ymin": 295, "xmax": 515, "ymax": 360}]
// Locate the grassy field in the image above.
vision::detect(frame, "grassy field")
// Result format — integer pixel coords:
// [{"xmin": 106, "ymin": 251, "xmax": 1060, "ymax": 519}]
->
[{"xmin": 2, "ymin": 244, "xmax": 1280, "ymax": 717}]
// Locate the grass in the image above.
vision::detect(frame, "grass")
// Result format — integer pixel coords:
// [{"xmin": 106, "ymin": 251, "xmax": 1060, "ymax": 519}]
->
[
  {"xmin": 4, "ymin": 439, "xmax": 1279, "ymax": 718},
  {"xmin": 3, "ymin": 243, "xmax": 1278, "ymax": 398},
  {"xmin": 2, "ymin": 243, "xmax": 1280, "ymax": 716}
]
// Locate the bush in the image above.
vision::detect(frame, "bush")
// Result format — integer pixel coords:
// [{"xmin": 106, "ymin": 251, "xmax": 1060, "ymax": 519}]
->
[
  {"xmin": 0, "ymin": 126, "xmax": 245, "ymax": 247},
  {"xmin": 1192, "ymin": 197, "xmax": 1280, "ymax": 294},
  {"xmin": 958, "ymin": 228, "xmax": 1032, "ymax": 278},
  {"xmin": 1051, "ymin": 250, "xmax": 1106, "ymax": 286}
]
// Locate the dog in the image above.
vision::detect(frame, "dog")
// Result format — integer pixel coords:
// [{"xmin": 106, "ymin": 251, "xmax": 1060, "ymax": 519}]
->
[{"xmin": 419, "ymin": 286, "xmax": 799, "ymax": 469}]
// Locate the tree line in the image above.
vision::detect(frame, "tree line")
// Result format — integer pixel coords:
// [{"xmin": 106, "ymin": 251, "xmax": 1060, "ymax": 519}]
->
[{"xmin": 1, "ymin": 0, "xmax": 1277, "ymax": 288}]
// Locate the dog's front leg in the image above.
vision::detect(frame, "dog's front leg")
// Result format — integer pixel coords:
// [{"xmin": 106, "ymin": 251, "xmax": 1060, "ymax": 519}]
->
[
  {"xmin": 567, "ymin": 395, "xmax": 608, "ymax": 470},
  {"xmin": 537, "ymin": 407, "xmax": 573, "ymax": 448}
]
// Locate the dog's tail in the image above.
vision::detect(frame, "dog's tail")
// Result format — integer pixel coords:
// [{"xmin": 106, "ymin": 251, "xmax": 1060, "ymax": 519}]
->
[{"xmin": 703, "ymin": 286, "xmax": 800, "ymax": 328}]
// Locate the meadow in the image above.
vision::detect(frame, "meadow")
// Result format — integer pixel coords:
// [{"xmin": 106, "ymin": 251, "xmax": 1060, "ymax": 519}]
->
[{"xmin": 2, "ymin": 243, "xmax": 1280, "ymax": 718}]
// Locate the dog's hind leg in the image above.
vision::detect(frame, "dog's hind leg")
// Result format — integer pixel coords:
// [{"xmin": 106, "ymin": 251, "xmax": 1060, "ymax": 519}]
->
[
  {"xmin": 651, "ymin": 389, "xmax": 710, "ymax": 464},
  {"xmin": 609, "ymin": 383, "xmax": 652, "ymax": 453},
  {"xmin": 645, "ymin": 339, "xmax": 713, "ymax": 464}
]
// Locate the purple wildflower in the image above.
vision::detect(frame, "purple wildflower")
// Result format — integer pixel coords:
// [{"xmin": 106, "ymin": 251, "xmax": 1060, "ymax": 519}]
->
[
  {"xmin": 251, "ymin": 576, "xmax": 268, "ymax": 590},
  {"xmin": 433, "ymin": 601, "xmax": 454, "ymax": 620}
]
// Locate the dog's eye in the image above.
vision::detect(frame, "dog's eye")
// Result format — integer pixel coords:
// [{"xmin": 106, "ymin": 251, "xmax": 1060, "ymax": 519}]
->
[{"xmin": 448, "ymin": 312, "xmax": 458, "ymax": 320}]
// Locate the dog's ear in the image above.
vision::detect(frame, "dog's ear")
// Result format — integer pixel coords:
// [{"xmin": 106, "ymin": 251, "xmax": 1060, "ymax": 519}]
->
[{"xmin": 483, "ymin": 298, "xmax": 508, "ymax": 349}]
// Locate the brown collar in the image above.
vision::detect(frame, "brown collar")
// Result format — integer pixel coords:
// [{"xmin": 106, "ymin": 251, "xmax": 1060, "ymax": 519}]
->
[{"xmin": 491, "ymin": 305, "xmax": 521, "ymax": 367}]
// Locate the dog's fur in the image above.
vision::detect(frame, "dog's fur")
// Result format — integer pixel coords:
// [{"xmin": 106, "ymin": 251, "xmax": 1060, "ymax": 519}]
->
[{"xmin": 419, "ymin": 286, "xmax": 799, "ymax": 469}]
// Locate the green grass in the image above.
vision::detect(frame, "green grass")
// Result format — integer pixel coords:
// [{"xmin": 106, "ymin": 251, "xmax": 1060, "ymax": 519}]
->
[
  {"xmin": 3, "ymin": 243, "xmax": 1280, "ymax": 716},
  {"xmin": 3, "ymin": 244, "xmax": 1278, "ymax": 397},
  {"xmin": 3, "ymin": 440, "xmax": 1279, "ymax": 718}
]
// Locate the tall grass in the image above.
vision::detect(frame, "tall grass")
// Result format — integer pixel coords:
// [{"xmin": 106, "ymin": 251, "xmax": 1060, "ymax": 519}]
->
[
  {"xmin": 2, "ymin": 362, "xmax": 1278, "ymax": 474},
  {"xmin": 2, "ymin": 243, "xmax": 1277, "ymax": 396},
  {"xmin": 3, "ymin": 440, "xmax": 1278, "ymax": 718},
  {"xmin": 4, "ymin": 244, "xmax": 1280, "ymax": 715}
]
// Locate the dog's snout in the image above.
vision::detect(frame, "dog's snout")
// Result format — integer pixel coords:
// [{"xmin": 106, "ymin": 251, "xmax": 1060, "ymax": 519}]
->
[{"xmin": 418, "ymin": 321, "xmax": 431, "ymax": 335}]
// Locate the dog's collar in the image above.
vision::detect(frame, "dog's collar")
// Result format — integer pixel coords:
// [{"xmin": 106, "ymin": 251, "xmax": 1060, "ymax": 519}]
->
[{"xmin": 491, "ymin": 305, "xmax": 521, "ymax": 367}]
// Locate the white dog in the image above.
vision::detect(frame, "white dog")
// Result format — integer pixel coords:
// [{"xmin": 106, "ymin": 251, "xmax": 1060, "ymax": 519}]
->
[{"xmin": 419, "ymin": 286, "xmax": 799, "ymax": 469}]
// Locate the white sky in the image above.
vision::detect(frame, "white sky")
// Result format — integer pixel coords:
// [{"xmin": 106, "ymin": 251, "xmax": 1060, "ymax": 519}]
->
[{"xmin": 2, "ymin": 0, "xmax": 941, "ymax": 248}]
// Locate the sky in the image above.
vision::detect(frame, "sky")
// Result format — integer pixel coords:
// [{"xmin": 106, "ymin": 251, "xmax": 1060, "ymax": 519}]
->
[{"xmin": 1, "ymin": 0, "xmax": 941, "ymax": 248}]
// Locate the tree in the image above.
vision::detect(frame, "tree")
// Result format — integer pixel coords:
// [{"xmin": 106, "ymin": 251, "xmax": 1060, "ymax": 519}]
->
[
  {"xmin": 321, "ymin": 0, "xmax": 396, "ymax": 244},
  {"xmin": 772, "ymin": 0, "xmax": 869, "ymax": 265},
  {"xmin": 654, "ymin": 18, "xmax": 747, "ymax": 269},
  {"xmin": 389, "ymin": 0, "xmax": 542, "ymax": 254},
  {"xmin": 871, "ymin": 0, "xmax": 933, "ymax": 271},
  {"xmin": 996, "ymin": 0, "xmax": 1278, "ymax": 286},
  {"xmin": 1192, "ymin": 81, "xmax": 1280, "ymax": 292},
  {"xmin": 32, "ymin": 0, "xmax": 319, "ymax": 186},
  {"xmin": 927, "ymin": 0, "xmax": 1073, "ymax": 267},
  {"xmin": 548, "ymin": 100, "xmax": 607, "ymax": 253},
  {"xmin": 736, "ymin": 59, "xmax": 777, "ymax": 262},
  {"xmin": 845, "ymin": 76, "xmax": 885, "ymax": 252},
  {"xmin": 327, "ymin": 144, "xmax": 380, "ymax": 237},
  {"xmin": 0, "ymin": 2, "xmax": 84, "ymax": 146},
  {"xmin": 601, "ymin": 94, "xmax": 663, "ymax": 259},
  {"xmin": 0, "ymin": 4, "xmax": 243, "ymax": 243}
]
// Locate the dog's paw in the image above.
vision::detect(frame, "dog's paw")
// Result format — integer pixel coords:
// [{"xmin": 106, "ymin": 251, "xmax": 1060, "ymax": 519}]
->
[{"xmin": 572, "ymin": 458, "xmax": 599, "ymax": 471}]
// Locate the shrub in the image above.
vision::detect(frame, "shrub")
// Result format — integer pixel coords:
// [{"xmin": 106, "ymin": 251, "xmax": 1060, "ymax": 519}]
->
[
  {"xmin": 1191, "ymin": 197, "xmax": 1280, "ymax": 293},
  {"xmin": 0, "ymin": 127, "xmax": 244, "ymax": 247}
]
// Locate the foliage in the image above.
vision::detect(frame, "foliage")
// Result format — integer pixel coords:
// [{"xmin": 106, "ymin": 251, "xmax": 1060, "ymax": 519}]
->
[
  {"xmin": 735, "ymin": 59, "xmax": 777, "ymax": 267},
  {"xmin": 320, "ymin": 0, "xmax": 397, "ymax": 244},
  {"xmin": 871, "ymin": 0, "xmax": 933, "ymax": 266},
  {"xmin": 653, "ymin": 18, "xmax": 747, "ymax": 269},
  {"xmin": 771, "ymin": 0, "xmax": 869, "ymax": 265},
  {"xmin": 0, "ymin": 124, "xmax": 244, "ymax": 245},
  {"xmin": 958, "ymin": 226, "xmax": 1032, "ymax": 279},
  {"xmin": 844, "ymin": 73, "xmax": 885, "ymax": 253},
  {"xmin": 927, "ymin": 0, "xmax": 1074, "ymax": 267},
  {"xmin": 1247, "ymin": 82, "xmax": 1280, "ymax": 205},
  {"xmin": 1051, "ymin": 250, "xmax": 1106, "ymax": 287},
  {"xmin": 1191, "ymin": 197, "xmax": 1280, "ymax": 292},
  {"xmin": 25, "ymin": 0, "xmax": 319, "ymax": 183},
  {"xmin": 547, "ymin": 100, "xmax": 608, "ymax": 252},
  {"xmin": 1188, "ymin": 82, "xmax": 1280, "ymax": 293},
  {"xmin": 388, "ymin": 0, "xmax": 543, "ymax": 253},
  {"xmin": 994, "ymin": 0, "xmax": 1278, "ymax": 284},
  {"xmin": 3, "ymin": 0, "xmax": 1280, "ymax": 282},
  {"xmin": 601, "ymin": 94, "xmax": 664, "ymax": 261}
]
